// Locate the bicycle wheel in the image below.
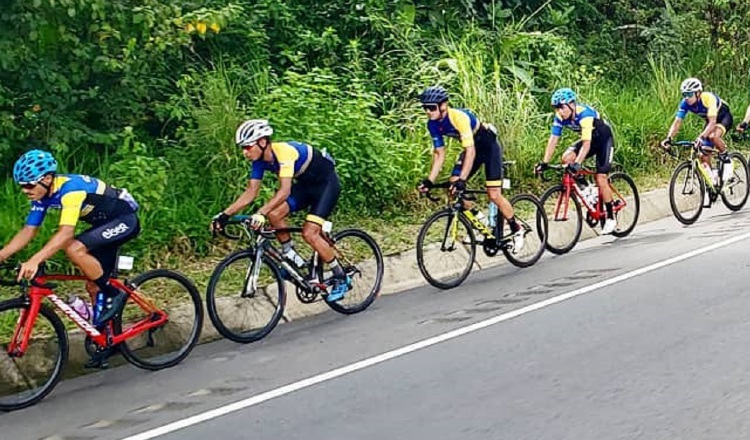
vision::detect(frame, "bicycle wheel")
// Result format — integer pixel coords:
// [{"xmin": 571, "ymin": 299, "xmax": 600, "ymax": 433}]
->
[
  {"xmin": 669, "ymin": 161, "xmax": 705, "ymax": 225},
  {"xmin": 608, "ymin": 172, "xmax": 640, "ymax": 237},
  {"xmin": 721, "ymin": 152, "xmax": 749, "ymax": 211},
  {"xmin": 116, "ymin": 270, "xmax": 203, "ymax": 370},
  {"xmin": 322, "ymin": 229, "xmax": 384, "ymax": 315},
  {"xmin": 416, "ymin": 209, "xmax": 476, "ymax": 290},
  {"xmin": 0, "ymin": 298, "xmax": 67, "ymax": 411},
  {"xmin": 206, "ymin": 249, "xmax": 286, "ymax": 344},
  {"xmin": 501, "ymin": 193, "xmax": 547, "ymax": 267},
  {"xmin": 540, "ymin": 184, "xmax": 583, "ymax": 254}
]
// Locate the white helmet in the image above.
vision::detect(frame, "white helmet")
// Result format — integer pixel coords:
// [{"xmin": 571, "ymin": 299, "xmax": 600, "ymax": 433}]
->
[
  {"xmin": 235, "ymin": 119, "xmax": 273, "ymax": 147},
  {"xmin": 680, "ymin": 77, "xmax": 703, "ymax": 93}
]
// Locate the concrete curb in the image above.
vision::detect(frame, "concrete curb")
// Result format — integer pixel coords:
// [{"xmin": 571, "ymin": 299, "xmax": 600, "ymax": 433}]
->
[{"xmin": 4, "ymin": 187, "xmax": 674, "ymax": 382}]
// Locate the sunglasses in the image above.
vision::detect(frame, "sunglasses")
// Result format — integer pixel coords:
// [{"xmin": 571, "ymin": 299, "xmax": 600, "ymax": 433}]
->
[
  {"xmin": 422, "ymin": 104, "xmax": 439, "ymax": 112},
  {"xmin": 553, "ymin": 104, "xmax": 566, "ymax": 110},
  {"xmin": 239, "ymin": 143, "xmax": 256, "ymax": 151},
  {"xmin": 19, "ymin": 182, "xmax": 38, "ymax": 190},
  {"xmin": 682, "ymin": 91, "xmax": 696, "ymax": 98}
]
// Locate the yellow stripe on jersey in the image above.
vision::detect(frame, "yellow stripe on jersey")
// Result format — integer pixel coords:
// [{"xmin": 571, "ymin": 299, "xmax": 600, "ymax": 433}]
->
[
  {"xmin": 447, "ymin": 108, "xmax": 475, "ymax": 148},
  {"xmin": 271, "ymin": 142, "xmax": 301, "ymax": 179}
]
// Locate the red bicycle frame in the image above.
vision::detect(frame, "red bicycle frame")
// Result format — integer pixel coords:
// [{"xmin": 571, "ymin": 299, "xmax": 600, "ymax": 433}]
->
[
  {"xmin": 551, "ymin": 169, "xmax": 628, "ymax": 223},
  {"xmin": 7, "ymin": 274, "xmax": 168, "ymax": 357}
]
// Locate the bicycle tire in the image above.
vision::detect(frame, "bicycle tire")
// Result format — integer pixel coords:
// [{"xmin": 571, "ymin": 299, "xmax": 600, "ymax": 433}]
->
[
  {"xmin": 721, "ymin": 152, "xmax": 750, "ymax": 211},
  {"xmin": 323, "ymin": 229, "xmax": 384, "ymax": 315},
  {"xmin": 416, "ymin": 209, "xmax": 476, "ymax": 290},
  {"xmin": 608, "ymin": 172, "xmax": 640, "ymax": 237},
  {"xmin": 117, "ymin": 269, "xmax": 204, "ymax": 370},
  {"xmin": 540, "ymin": 184, "xmax": 583, "ymax": 254},
  {"xmin": 0, "ymin": 298, "xmax": 68, "ymax": 411},
  {"xmin": 501, "ymin": 193, "xmax": 547, "ymax": 267},
  {"xmin": 668, "ymin": 160, "xmax": 705, "ymax": 225},
  {"xmin": 206, "ymin": 249, "xmax": 286, "ymax": 344}
]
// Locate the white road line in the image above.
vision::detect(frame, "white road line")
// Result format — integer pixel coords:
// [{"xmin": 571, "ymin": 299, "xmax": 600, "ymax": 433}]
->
[{"xmin": 121, "ymin": 230, "xmax": 750, "ymax": 440}]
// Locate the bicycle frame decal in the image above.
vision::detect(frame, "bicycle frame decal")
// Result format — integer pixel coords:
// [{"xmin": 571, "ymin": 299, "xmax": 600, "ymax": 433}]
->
[
  {"xmin": 463, "ymin": 210, "xmax": 495, "ymax": 239},
  {"xmin": 48, "ymin": 294, "xmax": 102, "ymax": 337}
]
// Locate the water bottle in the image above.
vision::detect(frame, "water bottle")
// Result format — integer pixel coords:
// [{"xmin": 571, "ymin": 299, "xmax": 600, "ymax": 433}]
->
[
  {"xmin": 722, "ymin": 160, "xmax": 734, "ymax": 183},
  {"xmin": 68, "ymin": 295, "xmax": 93, "ymax": 322},
  {"xmin": 488, "ymin": 201, "xmax": 498, "ymax": 228},
  {"xmin": 584, "ymin": 185, "xmax": 598, "ymax": 207}
]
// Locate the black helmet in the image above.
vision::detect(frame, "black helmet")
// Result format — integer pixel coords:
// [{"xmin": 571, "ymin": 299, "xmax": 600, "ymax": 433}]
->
[{"xmin": 419, "ymin": 86, "xmax": 449, "ymax": 104}]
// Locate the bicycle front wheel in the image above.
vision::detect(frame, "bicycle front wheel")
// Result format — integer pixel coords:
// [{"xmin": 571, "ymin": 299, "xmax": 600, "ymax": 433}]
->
[
  {"xmin": 721, "ymin": 152, "xmax": 749, "ymax": 211},
  {"xmin": 540, "ymin": 184, "xmax": 583, "ymax": 254},
  {"xmin": 117, "ymin": 269, "xmax": 204, "ymax": 371},
  {"xmin": 416, "ymin": 209, "xmax": 476, "ymax": 290},
  {"xmin": 323, "ymin": 229, "xmax": 384, "ymax": 315},
  {"xmin": 0, "ymin": 298, "xmax": 67, "ymax": 411},
  {"xmin": 501, "ymin": 193, "xmax": 547, "ymax": 268},
  {"xmin": 669, "ymin": 161, "xmax": 705, "ymax": 225},
  {"xmin": 206, "ymin": 249, "xmax": 286, "ymax": 344},
  {"xmin": 608, "ymin": 172, "xmax": 640, "ymax": 237}
]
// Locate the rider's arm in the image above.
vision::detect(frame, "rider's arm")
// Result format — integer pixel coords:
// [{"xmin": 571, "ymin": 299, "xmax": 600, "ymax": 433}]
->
[
  {"xmin": 575, "ymin": 117, "xmax": 595, "ymax": 163},
  {"xmin": 258, "ymin": 176, "xmax": 292, "ymax": 215},
  {"xmin": 666, "ymin": 117, "xmax": 683, "ymax": 139},
  {"xmin": 223, "ymin": 179, "xmax": 262, "ymax": 215},
  {"xmin": 542, "ymin": 135, "xmax": 560, "ymax": 163},
  {"xmin": 26, "ymin": 225, "xmax": 75, "ymax": 265},
  {"xmin": 743, "ymin": 104, "xmax": 750, "ymax": 125},
  {"xmin": 451, "ymin": 109, "xmax": 477, "ymax": 181},
  {"xmin": 0, "ymin": 226, "xmax": 39, "ymax": 262},
  {"xmin": 699, "ymin": 116, "xmax": 717, "ymax": 139},
  {"xmin": 427, "ymin": 148, "xmax": 446, "ymax": 182}
]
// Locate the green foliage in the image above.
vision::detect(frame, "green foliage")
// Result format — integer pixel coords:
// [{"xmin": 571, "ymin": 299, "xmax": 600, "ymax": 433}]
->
[{"xmin": 1, "ymin": 0, "xmax": 749, "ymax": 266}]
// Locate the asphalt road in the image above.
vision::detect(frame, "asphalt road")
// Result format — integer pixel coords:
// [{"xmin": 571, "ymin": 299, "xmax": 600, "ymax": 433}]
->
[{"xmin": 4, "ymin": 204, "xmax": 750, "ymax": 440}]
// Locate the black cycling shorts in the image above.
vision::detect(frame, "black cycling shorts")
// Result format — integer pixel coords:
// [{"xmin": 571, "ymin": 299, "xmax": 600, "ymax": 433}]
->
[
  {"xmin": 709, "ymin": 106, "xmax": 734, "ymax": 134},
  {"xmin": 287, "ymin": 151, "xmax": 341, "ymax": 226},
  {"xmin": 565, "ymin": 123, "xmax": 614, "ymax": 174},
  {"xmin": 451, "ymin": 125, "xmax": 504, "ymax": 187},
  {"xmin": 76, "ymin": 212, "xmax": 141, "ymax": 277}
]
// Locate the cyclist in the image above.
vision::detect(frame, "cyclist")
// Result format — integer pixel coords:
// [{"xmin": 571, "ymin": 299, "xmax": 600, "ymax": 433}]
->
[
  {"xmin": 210, "ymin": 119, "xmax": 349, "ymax": 302},
  {"xmin": 660, "ymin": 78, "xmax": 733, "ymax": 186},
  {"xmin": 535, "ymin": 87, "xmax": 617, "ymax": 235},
  {"xmin": 0, "ymin": 149, "xmax": 140, "ymax": 327},
  {"xmin": 415, "ymin": 85, "xmax": 525, "ymax": 250}
]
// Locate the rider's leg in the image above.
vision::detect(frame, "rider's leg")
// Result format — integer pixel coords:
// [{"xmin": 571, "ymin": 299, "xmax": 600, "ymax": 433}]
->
[{"xmin": 267, "ymin": 202, "xmax": 302, "ymax": 262}]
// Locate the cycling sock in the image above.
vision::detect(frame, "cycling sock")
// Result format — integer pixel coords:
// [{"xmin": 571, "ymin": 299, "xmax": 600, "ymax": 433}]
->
[
  {"xmin": 280, "ymin": 239, "xmax": 293, "ymax": 254},
  {"xmin": 328, "ymin": 259, "xmax": 345, "ymax": 278},
  {"xmin": 93, "ymin": 275, "xmax": 120, "ymax": 298},
  {"xmin": 606, "ymin": 201, "xmax": 614, "ymax": 219},
  {"xmin": 508, "ymin": 217, "xmax": 520, "ymax": 233}
]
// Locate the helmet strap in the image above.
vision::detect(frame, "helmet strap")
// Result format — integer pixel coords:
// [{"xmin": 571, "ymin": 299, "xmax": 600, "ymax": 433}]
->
[{"xmin": 38, "ymin": 174, "xmax": 53, "ymax": 194}]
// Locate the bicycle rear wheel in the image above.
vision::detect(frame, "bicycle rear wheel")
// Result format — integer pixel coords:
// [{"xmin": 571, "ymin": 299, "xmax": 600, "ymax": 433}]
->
[
  {"xmin": 501, "ymin": 193, "xmax": 547, "ymax": 267},
  {"xmin": 721, "ymin": 152, "xmax": 749, "ymax": 211},
  {"xmin": 416, "ymin": 209, "xmax": 476, "ymax": 289},
  {"xmin": 540, "ymin": 184, "xmax": 583, "ymax": 254},
  {"xmin": 206, "ymin": 249, "xmax": 286, "ymax": 344},
  {"xmin": 0, "ymin": 298, "xmax": 67, "ymax": 411},
  {"xmin": 669, "ymin": 161, "xmax": 705, "ymax": 225},
  {"xmin": 116, "ymin": 270, "xmax": 203, "ymax": 370},
  {"xmin": 608, "ymin": 172, "xmax": 640, "ymax": 237},
  {"xmin": 321, "ymin": 229, "xmax": 384, "ymax": 315}
]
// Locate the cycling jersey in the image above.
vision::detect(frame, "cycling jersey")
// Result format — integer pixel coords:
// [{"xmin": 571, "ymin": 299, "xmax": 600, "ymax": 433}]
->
[
  {"xmin": 250, "ymin": 141, "xmax": 329, "ymax": 180},
  {"xmin": 26, "ymin": 175, "xmax": 138, "ymax": 227},
  {"xmin": 551, "ymin": 104, "xmax": 607, "ymax": 142},
  {"xmin": 676, "ymin": 92, "xmax": 728, "ymax": 120},
  {"xmin": 427, "ymin": 108, "xmax": 480, "ymax": 149}
]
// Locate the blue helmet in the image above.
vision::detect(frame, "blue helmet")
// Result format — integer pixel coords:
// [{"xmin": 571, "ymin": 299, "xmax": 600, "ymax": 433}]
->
[
  {"xmin": 551, "ymin": 88, "xmax": 577, "ymax": 106},
  {"xmin": 419, "ymin": 86, "xmax": 449, "ymax": 104},
  {"xmin": 13, "ymin": 149, "xmax": 58, "ymax": 184}
]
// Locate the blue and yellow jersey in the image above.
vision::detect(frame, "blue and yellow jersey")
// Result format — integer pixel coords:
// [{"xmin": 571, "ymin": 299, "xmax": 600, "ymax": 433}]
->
[
  {"xmin": 26, "ymin": 174, "xmax": 137, "ymax": 227},
  {"xmin": 676, "ymin": 92, "xmax": 727, "ymax": 120},
  {"xmin": 551, "ymin": 104, "xmax": 602, "ymax": 142},
  {"xmin": 427, "ymin": 108, "xmax": 480, "ymax": 149},
  {"xmin": 249, "ymin": 141, "xmax": 315, "ymax": 180}
]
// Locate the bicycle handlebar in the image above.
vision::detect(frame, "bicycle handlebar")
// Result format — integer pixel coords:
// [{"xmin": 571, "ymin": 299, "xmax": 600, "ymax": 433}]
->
[
  {"xmin": 0, "ymin": 263, "xmax": 56, "ymax": 289},
  {"xmin": 420, "ymin": 181, "xmax": 488, "ymax": 203},
  {"xmin": 538, "ymin": 164, "xmax": 592, "ymax": 182}
]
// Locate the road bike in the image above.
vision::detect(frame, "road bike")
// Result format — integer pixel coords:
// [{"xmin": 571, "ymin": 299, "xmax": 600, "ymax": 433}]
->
[
  {"xmin": 207, "ymin": 217, "xmax": 384, "ymax": 343},
  {"xmin": 665, "ymin": 140, "xmax": 749, "ymax": 225},
  {"xmin": 0, "ymin": 261, "xmax": 203, "ymax": 411},
  {"xmin": 539, "ymin": 164, "xmax": 640, "ymax": 254},
  {"xmin": 416, "ymin": 161, "xmax": 547, "ymax": 290}
]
